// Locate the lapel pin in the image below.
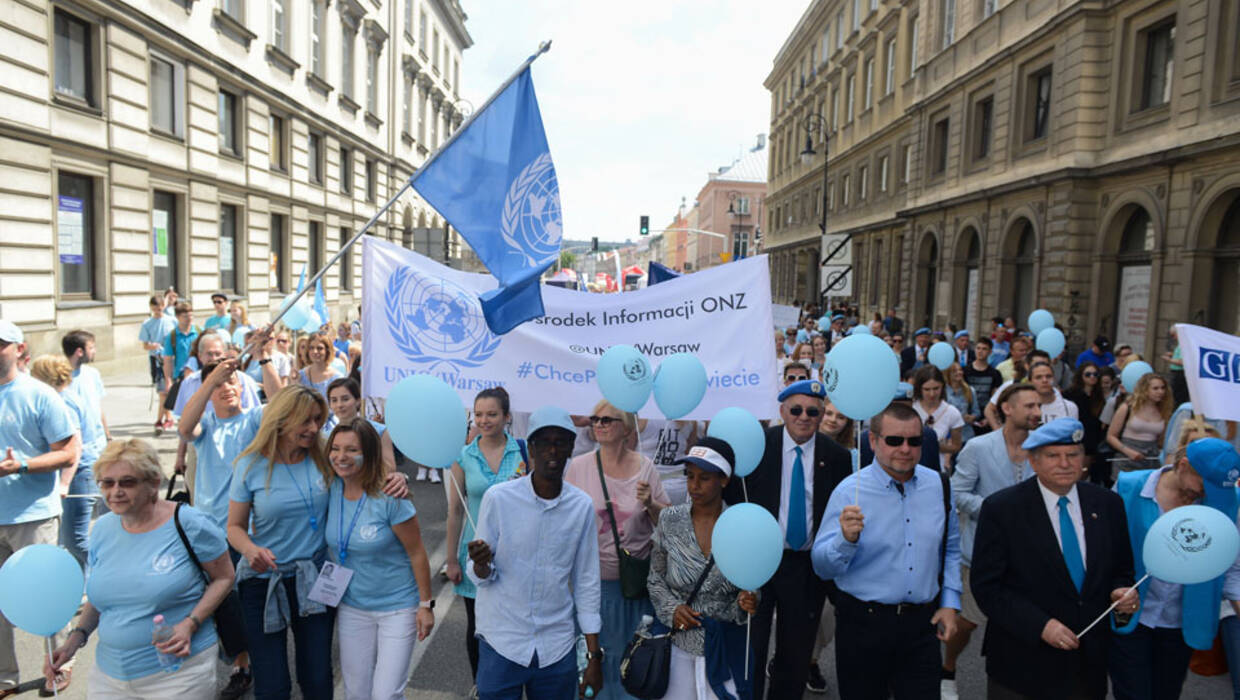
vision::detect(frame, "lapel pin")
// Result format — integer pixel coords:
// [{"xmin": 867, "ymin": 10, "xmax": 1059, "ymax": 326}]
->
[{"xmin": 1090, "ymin": 512, "xmax": 1098, "ymax": 520}]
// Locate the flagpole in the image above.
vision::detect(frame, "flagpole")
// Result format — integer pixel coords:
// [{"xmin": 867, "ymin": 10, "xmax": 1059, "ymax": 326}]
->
[{"xmin": 248, "ymin": 40, "xmax": 554, "ymax": 351}]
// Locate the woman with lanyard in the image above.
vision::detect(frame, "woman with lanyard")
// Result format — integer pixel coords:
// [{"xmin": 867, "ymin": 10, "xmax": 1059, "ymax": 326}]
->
[
  {"xmin": 227, "ymin": 385, "xmax": 407, "ymax": 700},
  {"xmin": 910, "ymin": 365, "xmax": 964, "ymax": 472},
  {"xmin": 322, "ymin": 377, "xmax": 396, "ymax": 475},
  {"xmin": 298, "ymin": 335, "xmax": 340, "ymax": 402},
  {"xmin": 444, "ymin": 387, "xmax": 526, "ymax": 689},
  {"xmin": 325, "ymin": 418, "xmax": 434, "ymax": 700}
]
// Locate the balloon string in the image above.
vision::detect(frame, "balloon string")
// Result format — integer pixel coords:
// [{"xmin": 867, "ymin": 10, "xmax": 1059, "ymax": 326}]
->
[
  {"xmin": 445, "ymin": 469, "xmax": 477, "ymax": 535},
  {"xmin": 854, "ymin": 420, "xmax": 861, "ymax": 504},
  {"xmin": 744, "ymin": 613, "xmax": 751, "ymax": 681},
  {"xmin": 741, "ymin": 479, "xmax": 749, "ymax": 503},
  {"xmin": 1077, "ymin": 572, "xmax": 1149, "ymax": 638},
  {"xmin": 46, "ymin": 637, "xmax": 58, "ymax": 699}
]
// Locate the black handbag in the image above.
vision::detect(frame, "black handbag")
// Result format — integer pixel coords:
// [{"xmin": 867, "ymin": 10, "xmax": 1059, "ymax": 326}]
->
[
  {"xmin": 596, "ymin": 451, "xmax": 650, "ymax": 599},
  {"xmin": 172, "ymin": 503, "xmax": 248, "ymax": 658},
  {"xmin": 620, "ymin": 557, "xmax": 714, "ymax": 699}
]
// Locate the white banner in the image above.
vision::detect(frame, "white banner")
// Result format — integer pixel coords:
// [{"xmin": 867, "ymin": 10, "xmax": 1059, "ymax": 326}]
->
[
  {"xmin": 1175, "ymin": 323, "xmax": 1240, "ymax": 422},
  {"xmin": 1116, "ymin": 265, "xmax": 1151, "ymax": 352},
  {"xmin": 772, "ymin": 303, "xmax": 801, "ymax": 330},
  {"xmin": 362, "ymin": 238, "xmax": 779, "ymax": 419}
]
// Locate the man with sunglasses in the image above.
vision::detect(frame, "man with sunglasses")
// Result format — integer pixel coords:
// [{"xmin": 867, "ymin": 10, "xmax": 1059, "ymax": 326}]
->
[
  {"xmin": 813, "ymin": 402, "xmax": 961, "ymax": 699},
  {"xmin": 859, "ymin": 385, "xmax": 942, "ymax": 472},
  {"xmin": 204, "ymin": 292, "xmax": 231, "ymax": 331},
  {"xmin": 723, "ymin": 380, "xmax": 853, "ymax": 699}
]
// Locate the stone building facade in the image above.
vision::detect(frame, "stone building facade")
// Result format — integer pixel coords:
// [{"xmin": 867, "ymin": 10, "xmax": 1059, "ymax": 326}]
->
[
  {"xmin": 0, "ymin": 0, "xmax": 472, "ymax": 373},
  {"xmin": 765, "ymin": 0, "xmax": 1240, "ymax": 360}
]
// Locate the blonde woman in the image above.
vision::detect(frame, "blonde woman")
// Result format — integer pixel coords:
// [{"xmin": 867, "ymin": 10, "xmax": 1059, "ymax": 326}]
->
[
  {"xmin": 298, "ymin": 335, "xmax": 340, "ymax": 402},
  {"xmin": 47, "ymin": 439, "xmax": 234, "ymax": 699},
  {"xmin": 565, "ymin": 400, "xmax": 670, "ymax": 700},
  {"xmin": 1106, "ymin": 372, "xmax": 1175, "ymax": 476},
  {"xmin": 29, "ymin": 356, "xmax": 91, "ymax": 565},
  {"xmin": 228, "ymin": 302, "xmax": 252, "ymax": 348}
]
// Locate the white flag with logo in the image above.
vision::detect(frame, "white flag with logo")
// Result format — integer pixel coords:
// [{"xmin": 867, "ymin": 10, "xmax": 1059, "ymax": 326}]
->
[{"xmin": 1175, "ymin": 323, "xmax": 1240, "ymax": 421}]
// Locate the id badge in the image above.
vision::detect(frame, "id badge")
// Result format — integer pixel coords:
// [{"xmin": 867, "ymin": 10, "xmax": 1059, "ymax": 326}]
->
[{"xmin": 307, "ymin": 561, "xmax": 354, "ymax": 607}]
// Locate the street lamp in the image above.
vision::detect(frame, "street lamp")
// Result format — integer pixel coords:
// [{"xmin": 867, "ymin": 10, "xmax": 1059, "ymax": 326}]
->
[
  {"xmin": 726, "ymin": 190, "xmax": 746, "ymax": 260},
  {"xmin": 798, "ymin": 114, "xmax": 831, "ymax": 300}
]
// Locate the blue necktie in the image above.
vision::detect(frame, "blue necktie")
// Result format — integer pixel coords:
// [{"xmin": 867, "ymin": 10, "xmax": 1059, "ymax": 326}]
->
[
  {"xmin": 787, "ymin": 446, "xmax": 806, "ymax": 550},
  {"xmin": 1058, "ymin": 496, "xmax": 1085, "ymax": 592}
]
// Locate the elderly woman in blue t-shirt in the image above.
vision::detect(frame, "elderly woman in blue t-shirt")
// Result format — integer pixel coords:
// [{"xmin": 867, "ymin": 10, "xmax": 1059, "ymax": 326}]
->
[{"xmin": 46, "ymin": 439, "xmax": 235, "ymax": 699}]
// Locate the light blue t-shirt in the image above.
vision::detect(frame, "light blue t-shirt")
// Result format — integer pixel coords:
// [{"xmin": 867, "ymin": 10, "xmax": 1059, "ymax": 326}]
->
[
  {"xmin": 0, "ymin": 374, "xmax": 77, "ymax": 525},
  {"xmin": 138, "ymin": 316, "xmax": 175, "ymax": 357},
  {"xmin": 325, "ymin": 479, "xmax": 418, "ymax": 611},
  {"xmin": 86, "ymin": 506, "xmax": 227, "ymax": 681},
  {"xmin": 202, "ymin": 314, "xmax": 230, "ymax": 332},
  {"xmin": 321, "ymin": 416, "xmax": 387, "ymax": 438},
  {"xmin": 193, "ymin": 406, "xmax": 264, "ymax": 526},
  {"xmin": 67, "ymin": 365, "xmax": 106, "ymax": 467},
  {"xmin": 229, "ymin": 453, "xmax": 329, "ymax": 573},
  {"xmin": 230, "ymin": 325, "xmax": 253, "ymax": 347}
]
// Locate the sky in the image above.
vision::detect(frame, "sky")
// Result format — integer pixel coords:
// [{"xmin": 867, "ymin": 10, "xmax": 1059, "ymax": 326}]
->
[{"xmin": 459, "ymin": 1, "xmax": 807, "ymax": 243}]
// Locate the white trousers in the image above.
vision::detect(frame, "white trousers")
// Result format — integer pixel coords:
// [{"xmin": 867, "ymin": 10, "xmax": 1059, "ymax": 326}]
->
[
  {"xmin": 336, "ymin": 603, "xmax": 417, "ymax": 700},
  {"xmin": 662, "ymin": 643, "xmax": 737, "ymax": 700},
  {"xmin": 88, "ymin": 644, "xmax": 218, "ymax": 700}
]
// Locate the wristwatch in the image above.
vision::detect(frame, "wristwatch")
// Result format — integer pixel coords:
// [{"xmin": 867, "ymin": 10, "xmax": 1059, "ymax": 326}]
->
[
  {"xmin": 259, "ymin": 358, "xmax": 272, "ymax": 366},
  {"xmin": 70, "ymin": 627, "xmax": 91, "ymax": 647},
  {"xmin": 17, "ymin": 459, "xmax": 28, "ymax": 474},
  {"xmin": 585, "ymin": 648, "xmax": 604, "ymax": 662},
  {"xmin": 419, "ymin": 599, "xmax": 435, "ymax": 610}
]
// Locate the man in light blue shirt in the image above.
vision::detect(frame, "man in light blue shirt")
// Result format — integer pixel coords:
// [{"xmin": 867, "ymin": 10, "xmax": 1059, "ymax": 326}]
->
[
  {"xmin": 139, "ymin": 294, "xmax": 177, "ymax": 430},
  {"xmin": 467, "ymin": 405, "xmax": 603, "ymax": 700},
  {"xmin": 203, "ymin": 292, "xmax": 231, "ymax": 331},
  {"xmin": 60, "ymin": 330, "xmax": 111, "ymax": 567},
  {"xmin": 0, "ymin": 319, "xmax": 82, "ymax": 695},
  {"xmin": 813, "ymin": 402, "xmax": 961, "ymax": 699}
]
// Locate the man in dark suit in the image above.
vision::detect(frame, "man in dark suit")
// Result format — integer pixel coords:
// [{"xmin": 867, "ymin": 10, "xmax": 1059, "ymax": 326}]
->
[
  {"xmin": 723, "ymin": 379, "xmax": 853, "ymax": 699},
  {"xmin": 971, "ymin": 418, "xmax": 1137, "ymax": 699},
  {"xmin": 953, "ymin": 329, "xmax": 976, "ymax": 367},
  {"xmin": 901, "ymin": 327, "xmax": 933, "ymax": 377}
]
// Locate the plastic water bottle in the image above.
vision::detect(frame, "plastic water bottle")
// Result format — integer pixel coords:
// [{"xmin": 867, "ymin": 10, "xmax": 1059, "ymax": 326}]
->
[
  {"xmin": 152, "ymin": 615, "xmax": 181, "ymax": 673},
  {"xmin": 575, "ymin": 635, "xmax": 595, "ymax": 698},
  {"xmin": 636, "ymin": 614, "xmax": 654, "ymax": 638}
]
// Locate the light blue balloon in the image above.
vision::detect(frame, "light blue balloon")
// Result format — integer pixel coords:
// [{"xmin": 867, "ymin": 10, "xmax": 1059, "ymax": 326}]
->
[
  {"xmin": 0, "ymin": 544, "xmax": 83, "ymax": 636},
  {"xmin": 928, "ymin": 341, "xmax": 955, "ymax": 370},
  {"xmin": 822, "ymin": 334, "xmax": 900, "ymax": 421},
  {"xmin": 597, "ymin": 345, "xmax": 653, "ymax": 413},
  {"xmin": 712, "ymin": 503, "xmax": 783, "ymax": 591},
  {"xmin": 1036, "ymin": 327, "xmax": 1066, "ymax": 358},
  {"xmin": 1142, "ymin": 504, "xmax": 1240, "ymax": 585},
  {"xmin": 384, "ymin": 374, "xmax": 467, "ymax": 468},
  {"xmin": 848, "ymin": 324, "xmax": 871, "ymax": 335},
  {"xmin": 300, "ymin": 314, "xmax": 323, "ymax": 333},
  {"xmin": 330, "ymin": 358, "xmax": 347, "ymax": 376},
  {"xmin": 1121, "ymin": 360, "xmax": 1154, "ymax": 393},
  {"xmin": 1028, "ymin": 309, "xmax": 1054, "ymax": 336},
  {"xmin": 707, "ymin": 407, "xmax": 764, "ymax": 477},
  {"xmin": 817, "ymin": 316, "xmax": 830, "ymax": 332},
  {"xmin": 280, "ymin": 297, "xmax": 313, "ymax": 330},
  {"xmin": 652, "ymin": 353, "xmax": 707, "ymax": 419}
]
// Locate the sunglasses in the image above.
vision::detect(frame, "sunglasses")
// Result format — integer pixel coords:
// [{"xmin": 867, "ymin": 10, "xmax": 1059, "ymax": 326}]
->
[
  {"xmin": 590, "ymin": 415, "xmax": 621, "ymax": 426},
  {"xmin": 1083, "ymin": 371, "xmax": 1098, "ymax": 378},
  {"xmin": 99, "ymin": 477, "xmax": 143, "ymax": 489},
  {"xmin": 788, "ymin": 406, "xmax": 821, "ymax": 417},
  {"xmin": 879, "ymin": 434, "xmax": 924, "ymax": 447},
  {"xmin": 786, "ymin": 375, "xmax": 809, "ymax": 383}
]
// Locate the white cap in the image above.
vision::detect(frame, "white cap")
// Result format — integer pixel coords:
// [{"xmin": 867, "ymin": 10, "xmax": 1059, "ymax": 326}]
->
[{"xmin": 0, "ymin": 320, "xmax": 23, "ymax": 344}]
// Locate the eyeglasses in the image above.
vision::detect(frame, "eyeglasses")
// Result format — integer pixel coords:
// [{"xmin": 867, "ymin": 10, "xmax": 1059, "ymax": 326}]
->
[
  {"xmin": 785, "ymin": 375, "xmax": 809, "ymax": 383},
  {"xmin": 590, "ymin": 415, "xmax": 621, "ymax": 426},
  {"xmin": 788, "ymin": 406, "xmax": 821, "ymax": 418},
  {"xmin": 879, "ymin": 435, "xmax": 924, "ymax": 447},
  {"xmin": 99, "ymin": 477, "xmax": 142, "ymax": 489},
  {"xmin": 1083, "ymin": 371, "xmax": 1098, "ymax": 378}
]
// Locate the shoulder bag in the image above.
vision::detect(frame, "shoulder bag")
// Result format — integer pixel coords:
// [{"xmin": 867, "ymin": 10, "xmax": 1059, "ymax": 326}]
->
[
  {"xmin": 596, "ymin": 450, "xmax": 651, "ymax": 600},
  {"xmin": 620, "ymin": 556, "xmax": 714, "ymax": 699},
  {"xmin": 173, "ymin": 502, "xmax": 248, "ymax": 658}
]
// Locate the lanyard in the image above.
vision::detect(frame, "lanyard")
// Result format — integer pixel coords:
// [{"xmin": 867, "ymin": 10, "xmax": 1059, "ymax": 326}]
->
[
  {"xmin": 282, "ymin": 462, "xmax": 319, "ymax": 531},
  {"xmin": 337, "ymin": 489, "xmax": 367, "ymax": 563}
]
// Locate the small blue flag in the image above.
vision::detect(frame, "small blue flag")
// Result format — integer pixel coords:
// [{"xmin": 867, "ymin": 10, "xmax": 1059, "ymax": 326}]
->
[
  {"xmin": 410, "ymin": 66, "xmax": 561, "ymax": 334},
  {"xmin": 648, "ymin": 261, "xmax": 680, "ymax": 286},
  {"xmin": 295, "ymin": 266, "xmax": 307, "ymax": 294},
  {"xmin": 313, "ymin": 277, "xmax": 329, "ymax": 326}
]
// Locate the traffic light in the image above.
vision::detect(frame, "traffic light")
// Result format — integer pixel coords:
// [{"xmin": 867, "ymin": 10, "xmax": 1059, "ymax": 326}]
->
[
  {"xmin": 591, "ymin": 236, "xmax": 599, "ymax": 252},
  {"xmin": 639, "ymin": 215, "xmax": 650, "ymax": 236}
]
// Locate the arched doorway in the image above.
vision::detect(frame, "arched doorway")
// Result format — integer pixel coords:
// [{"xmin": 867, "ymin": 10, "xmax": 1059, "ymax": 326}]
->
[
  {"xmin": 1111, "ymin": 207, "xmax": 1155, "ymax": 351},
  {"xmin": 1001, "ymin": 219, "xmax": 1037, "ymax": 328},
  {"xmin": 953, "ymin": 227, "xmax": 981, "ymax": 335},
  {"xmin": 1190, "ymin": 189, "xmax": 1240, "ymax": 333},
  {"xmin": 915, "ymin": 232, "xmax": 938, "ymax": 328}
]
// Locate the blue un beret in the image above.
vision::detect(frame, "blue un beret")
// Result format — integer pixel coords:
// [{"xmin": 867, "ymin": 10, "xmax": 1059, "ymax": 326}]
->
[
  {"xmin": 914, "ymin": 327, "xmax": 932, "ymax": 337},
  {"xmin": 954, "ymin": 330, "xmax": 970, "ymax": 340},
  {"xmin": 892, "ymin": 382, "xmax": 913, "ymax": 401},
  {"xmin": 1021, "ymin": 418, "xmax": 1085, "ymax": 451},
  {"xmin": 778, "ymin": 379, "xmax": 826, "ymax": 402}
]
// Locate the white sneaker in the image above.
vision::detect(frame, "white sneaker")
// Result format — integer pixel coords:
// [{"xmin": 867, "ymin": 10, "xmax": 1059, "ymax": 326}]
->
[
  {"xmin": 416, "ymin": 468, "xmax": 429, "ymax": 482},
  {"xmin": 429, "ymin": 469, "xmax": 442, "ymax": 484},
  {"xmin": 940, "ymin": 678, "xmax": 959, "ymax": 700}
]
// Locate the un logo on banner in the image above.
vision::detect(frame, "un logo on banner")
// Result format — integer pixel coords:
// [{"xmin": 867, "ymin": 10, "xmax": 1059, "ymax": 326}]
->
[
  {"xmin": 385, "ymin": 267, "xmax": 502, "ymax": 369},
  {"xmin": 501, "ymin": 153, "xmax": 562, "ymax": 268}
]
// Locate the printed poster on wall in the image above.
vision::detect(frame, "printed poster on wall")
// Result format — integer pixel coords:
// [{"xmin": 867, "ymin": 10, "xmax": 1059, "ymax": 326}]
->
[
  {"xmin": 1115, "ymin": 265, "xmax": 1151, "ymax": 352},
  {"xmin": 965, "ymin": 268, "xmax": 979, "ymax": 337},
  {"xmin": 152, "ymin": 210, "xmax": 169, "ymax": 267},
  {"xmin": 57, "ymin": 196, "xmax": 84, "ymax": 264},
  {"xmin": 220, "ymin": 236, "xmax": 234, "ymax": 272}
]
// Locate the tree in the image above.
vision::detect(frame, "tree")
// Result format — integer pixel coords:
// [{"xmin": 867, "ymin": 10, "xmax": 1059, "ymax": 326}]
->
[{"xmin": 559, "ymin": 250, "xmax": 577, "ymax": 270}]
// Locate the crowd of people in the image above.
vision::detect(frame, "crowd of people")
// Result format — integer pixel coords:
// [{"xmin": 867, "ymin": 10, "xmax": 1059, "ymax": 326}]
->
[{"xmin": 0, "ymin": 289, "xmax": 1239, "ymax": 700}]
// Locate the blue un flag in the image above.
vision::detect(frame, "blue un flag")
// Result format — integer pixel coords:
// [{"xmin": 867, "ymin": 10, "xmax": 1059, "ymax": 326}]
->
[{"xmin": 410, "ymin": 67, "xmax": 562, "ymax": 334}]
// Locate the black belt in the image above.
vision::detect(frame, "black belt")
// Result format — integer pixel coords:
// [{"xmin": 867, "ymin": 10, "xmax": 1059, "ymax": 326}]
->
[{"xmin": 835, "ymin": 590, "xmax": 936, "ymax": 617}]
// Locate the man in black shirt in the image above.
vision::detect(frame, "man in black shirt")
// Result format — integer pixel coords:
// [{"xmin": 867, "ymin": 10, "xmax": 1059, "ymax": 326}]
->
[{"xmin": 964, "ymin": 337, "xmax": 1004, "ymax": 435}]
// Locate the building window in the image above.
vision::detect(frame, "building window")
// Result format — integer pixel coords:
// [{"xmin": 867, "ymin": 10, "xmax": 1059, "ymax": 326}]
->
[
  {"xmin": 419, "ymin": 10, "xmax": 428, "ymax": 49},
  {"xmin": 432, "ymin": 29, "xmax": 440, "ymax": 71},
  {"xmin": 341, "ymin": 25, "xmax": 355, "ymax": 99},
  {"xmin": 340, "ymin": 226, "xmax": 353, "ymax": 291},
  {"xmin": 339, "ymin": 146, "xmax": 352, "ymax": 193},
  {"xmin": 366, "ymin": 48, "xmax": 379, "ymax": 114},
  {"xmin": 269, "ymin": 213, "xmax": 287, "ymax": 292},
  {"xmin": 870, "ymin": 238, "xmax": 883, "ymax": 302},
  {"xmin": 54, "ymin": 9, "xmax": 95, "ymax": 107},
  {"xmin": 269, "ymin": 113, "xmax": 287, "ymax": 171},
  {"xmin": 831, "ymin": 88, "xmax": 840, "ymax": 130},
  {"xmin": 454, "ymin": 59, "xmax": 460, "ymax": 96},
  {"xmin": 149, "ymin": 53, "xmax": 184, "ymax": 137},
  {"xmin": 930, "ymin": 117, "xmax": 950, "ymax": 174},
  {"xmin": 417, "ymin": 88, "xmax": 426, "ymax": 142},
  {"xmin": 57, "ymin": 172, "xmax": 96, "ymax": 297},
  {"xmin": 432, "ymin": 104, "xmax": 439, "ymax": 145},
  {"xmin": 309, "ymin": 221, "xmax": 322, "ymax": 274},
  {"xmin": 941, "ymin": 0, "xmax": 956, "ymax": 49},
  {"xmin": 863, "ymin": 57, "xmax": 874, "ymax": 109},
  {"xmin": 879, "ymin": 155, "xmax": 889, "ymax": 192},
  {"xmin": 219, "ymin": 204, "xmax": 240, "ymax": 292},
  {"xmin": 153, "ymin": 191, "xmax": 179, "ymax": 293},
  {"xmin": 222, "ymin": 0, "xmax": 243, "ymax": 21},
  {"xmin": 218, "ymin": 89, "xmax": 240, "ymax": 155},
  {"xmin": 1027, "ymin": 67, "xmax": 1052, "ymax": 141},
  {"xmin": 308, "ymin": 132, "xmax": 323, "ymax": 184},
  {"xmin": 836, "ymin": 10, "xmax": 845, "ymax": 48},
  {"xmin": 1139, "ymin": 22, "xmax": 1175, "ymax": 110},
  {"xmin": 982, "ymin": 0, "xmax": 997, "ymax": 18},
  {"xmin": 972, "ymin": 96, "xmax": 994, "ymax": 160},
  {"xmin": 403, "ymin": 76, "xmax": 412, "ymax": 133},
  {"xmin": 270, "ymin": 0, "xmax": 287, "ymax": 52},
  {"xmin": 902, "ymin": 144, "xmax": 913, "ymax": 184},
  {"xmin": 828, "ymin": 181, "xmax": 835, "ymax": 210},
  {"xmin": 365, "ymin": 158, "xmax": 376, "ymax": 202},
  {"xmin": 870, "ymin": 0, "xmax": 878, "ymax": 12},
  {"xmin": 842, "ymin": 174, "xmax": 851, "ymax": 206},
  {"xmin": 909, "ymin": 15, "xmax": 920, "ymax": 73},
  {"xmin": 859, "ymin": 166, "xmax": 869, "ymax": 200},
  {"xmin": 852, "ymin": 0, "xmax": 860, "ymax": 31},
  {"xmin": 405, "ymin": 0, "xmax": 414, "ymax": 36},
  {"xmin": 846, "ymin": 73, "xmax": 855, "ymax": 121},
  {"xmin": 822, "ymin": 26, "xmax": 831, "ymax": 60},
  {"xmin": 884, "ymin": 38, "xmax": 896, "ymax": 95},
  {"xmin": 311, "ymin": 1, "xmax": 325, "ymax": 76}
]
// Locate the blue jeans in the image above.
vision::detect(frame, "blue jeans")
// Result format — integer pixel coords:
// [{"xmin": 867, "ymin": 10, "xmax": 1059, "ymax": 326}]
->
[
  {"xmin": 1223, "ymin": 616, "xmax": 1240, "ymax": 699},
  {"xmin": 59, "ymin": 464, "xmax": 96, "ymax": 568},
  {"xmin": 1108, "ymin": 623, "xmax": 1193, "ymax": 700},
  {"xmin": 238, "ymin": 577, "xmax": 334, "ymax": 700},
  {"xmin": 476, "ymin": 639, "xmax": 577, "ymax": 700}
]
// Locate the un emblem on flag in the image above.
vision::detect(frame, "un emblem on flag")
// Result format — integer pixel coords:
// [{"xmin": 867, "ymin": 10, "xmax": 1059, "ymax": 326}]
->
[
  {"xmin": 501, "ymin": 153, "xmax": 562, "ymax": 268},
  {"xmin": 385, "ymin": 267, "xmax": 502, "ymax": 369}
]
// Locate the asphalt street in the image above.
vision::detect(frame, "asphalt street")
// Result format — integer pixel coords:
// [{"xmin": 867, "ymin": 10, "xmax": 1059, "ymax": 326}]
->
[{"xmin": 6, "ymin": 369, "xmax": 1232, "ymax": 699}]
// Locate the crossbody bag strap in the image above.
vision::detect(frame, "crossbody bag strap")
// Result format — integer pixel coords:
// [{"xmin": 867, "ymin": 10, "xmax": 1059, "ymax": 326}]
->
[
  {"xmin": 172, "ymin": 502, "xmax": 210, "ymax": 586},
  {"xmin": 671, "ymin": 555, "xmax": 716, "ymax": 636},
  {"xmin": 595, "ymin": 450, "xmax": 626, "ymax": 556}
]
